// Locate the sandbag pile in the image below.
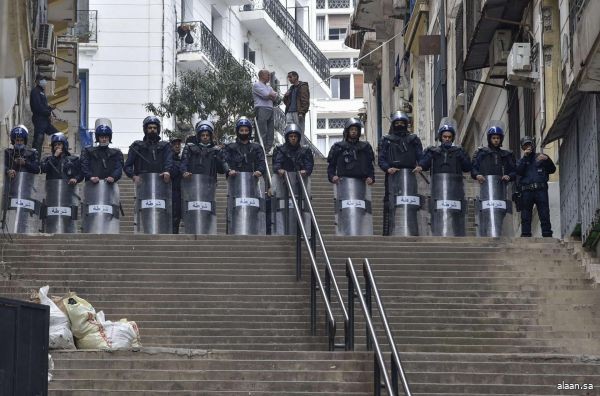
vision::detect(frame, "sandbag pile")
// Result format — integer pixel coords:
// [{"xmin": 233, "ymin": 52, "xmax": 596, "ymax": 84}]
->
[{"xmin": 34, "ymin": 286, "xmax": 141, "ymax": 350}]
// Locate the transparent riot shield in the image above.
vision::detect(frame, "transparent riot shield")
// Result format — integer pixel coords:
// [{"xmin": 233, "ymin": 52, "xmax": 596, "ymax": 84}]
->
[
  {"xmin": 335, "ymin": 177, "xmax": 373, "ymax": 236},
  {"xmin": 388, "ymin": 169, "xmax": 421, "ymax": 236},
  {"xmin": 42, "ymin": 179, "xmax": 78, "ymax": 233},
  {"xmin": 476, "ymin": 175, "xmax": 512, "ymax": 237},
  {"xmin": 1, "ymin": 172, "xmax": 42, "ymax": 234},
  {"xmin": 182, "ymin": 174, "xmax": 216, "ymax": 235},
  {"xmin": 430, "ymin": 173, "xmax": 466, "ymax": 237},
  {"xmin": 226, "ymin": 172, "xmax": 266, "ymax": 235},
  {"xmin": 81, "ymin": 180, "xmax": 120, "ymax": 234},
  {"xmin": 135, "ymin": 173, "xmax": 172, "ymax": 234},
  {"xmin": 271, "ymin": 172, "xmax": 311, "ymax": 236}
]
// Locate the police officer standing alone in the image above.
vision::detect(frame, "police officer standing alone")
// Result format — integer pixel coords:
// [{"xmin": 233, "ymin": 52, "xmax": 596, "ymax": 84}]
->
[
  {"xmin": 378, "ymin": 111, "xmax": 423, "ymax": 236},
  {"xmin": 30, "ymin": 74, "xmax": 58, "ymax": 154},
  {"xmin": 516, "ymin": 136, "xmax": 556, "ymax": 237}
]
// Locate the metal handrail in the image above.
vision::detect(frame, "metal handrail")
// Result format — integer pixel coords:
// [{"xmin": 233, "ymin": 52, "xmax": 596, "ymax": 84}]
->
[
  {"xmin": 253, "ymin": 118, "xmax": 273, "ymax": 189},
  {"xmin": 284, "ymin": 172, "xmax": 337, "ymax": 350},
  {"xmin": 346, "ymin": 258, "xmax": 394, "ymax": 395},
  {"xmin": 363, "ymin": 258, "xmax": 412, "ymax": 396},
  {"xmin": 294, "ymin": 173, "xmax": 350, "ymax": 349}
]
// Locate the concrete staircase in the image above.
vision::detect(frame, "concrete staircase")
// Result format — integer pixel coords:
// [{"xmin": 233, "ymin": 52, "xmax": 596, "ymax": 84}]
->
[{"xmin": 1, "ymin": 156, "xmax": 600, "ymax": 394}]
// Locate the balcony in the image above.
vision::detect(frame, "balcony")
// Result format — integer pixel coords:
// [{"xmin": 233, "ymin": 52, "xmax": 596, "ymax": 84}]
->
[
  {"xmin": 176, "ymin": 21, "xmax": 242, "ymax": 72},
  {"xmin": 239, "ymin": 0, "xmax": 330, "ymax": 96},
  {"xmin": 74, "ymin": 10, "xmax": 97, "ymax": 43},
  {"xmin": 463, "ymin": 0, "xmax": 531, "ymax": 71}
]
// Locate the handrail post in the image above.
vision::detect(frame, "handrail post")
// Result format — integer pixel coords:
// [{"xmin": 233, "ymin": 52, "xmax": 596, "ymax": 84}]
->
[
  {"xmin": 374, "ymin": 354, "xmax": 381, "ymax": 396},
  {"xmin": 365, "ymin": 275, "xmax": 373, "ymax": 352},
  {"xmin": 310, "ymin": 258, "xmax": 317, "ymax": 336},
  {"xmin": 296, "ymin": 218, "xmax": 301, "ymax": 281},
  {"xmin": 391, "ymin": 355, "xmax": 399, "ymax": 395},
  {"xmin": 345, "ymin": 259, "xmax": 355, "ymax": 351}
]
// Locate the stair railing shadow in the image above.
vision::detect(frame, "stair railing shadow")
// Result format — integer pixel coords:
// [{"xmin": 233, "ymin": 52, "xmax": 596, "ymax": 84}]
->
[{"xmin": 346, "ymin": 257, "xmax": 413, "ymax": 396}]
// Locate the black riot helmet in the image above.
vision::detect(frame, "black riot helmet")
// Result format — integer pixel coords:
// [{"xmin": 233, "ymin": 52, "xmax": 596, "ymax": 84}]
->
[{"xmin": 343, "ymin": 117, "xmax": 363, "ymax": 141}]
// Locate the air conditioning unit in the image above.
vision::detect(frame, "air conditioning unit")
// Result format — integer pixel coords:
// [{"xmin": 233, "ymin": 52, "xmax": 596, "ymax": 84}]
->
[
  {"xmin": 507, "ymin": 42, "xmax": 539, "ymax": 87},
  {"xmin": 488, "ymin": 30, "xmax": 511, "ymax": 78},
  {"xmin": 35, "ymin": 24, "xmax": 57, "ymax": 66}
]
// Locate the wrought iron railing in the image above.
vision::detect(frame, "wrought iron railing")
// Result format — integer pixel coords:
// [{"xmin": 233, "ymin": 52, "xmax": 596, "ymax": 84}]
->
[
  {"xmin": 328, "ymin": 0, "xmax": 351, "ymax": 8},
  {"xmin": 176, "ymin": 21, "xmax": 241, "ymax": 69},
  {"xmin": 240, "ymin": 0, "xmax": 330, "ymax": 85},
  {"xmin": 74, "ymin": 10, "xmax": 97, "ymax": 43},
  {"xmin": 316, "ymin": 0, "xmax": 326, "ymax": 8}
]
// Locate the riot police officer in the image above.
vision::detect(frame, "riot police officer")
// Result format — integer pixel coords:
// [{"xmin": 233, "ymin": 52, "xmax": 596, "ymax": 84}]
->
[
  {"xmin": 471, "ymin": 121, "xmax": 516, "ymax": 237},
  {"xmin": 40, "ymin": 133, "xmax": 83, "ymax": 233},
  {"xmin": 272, "ymin": 124, "xmax": 314, "ymax": 235},
  {"xmin": 5, "ymin": 125, "xmax": 40, "ymax": 177},
  {"xmin": 80, "ymin": 120, "xmax": 123, "ymax": 234},
  {"xmin": 516, "ymin": 136, "xmax": 556, "ymax": 237},
  {"xmin": 327, "ymin": 117, "xmax": 375, "ymax": 236},
  {"xmin": 124, "ymin": 116, "xmax": 174, "ymax": 234},
  {"xmin": 180, "ymin": 120, "xmax": 231, "ymax": 234},
  {"xmin": 80, "ymin": 122, "xmax": 124, "ymax": 183},
  {"xmin": 273, "ymin": 123, "xmax": 314, "ymax": 177},
  {"xmin": 41, "ymin": 133, "xmax": 82, "ymax": 185},
  {"xmin": 223, "ymin": 117, "xmax": 267, "ymax": 235},
  {"xmin": 417, "ymin": 118, "xmax": 471, "ymax": 236},
  {"xmin": 170, "ymin": 137, "xmax": 183, "ymax": 234},
  {"xmin": 327, "ymin": 118, "xmax": 375, "ymax": 185},
  {"xmin": 124, "ymin": 116, "xmax": 173, "ymax": 183},
  {"xmin": 378, "ymin": 111, "xmax": 423, "ymax": 236},
  {"xmin": 3, "ymin": 125, "xmax": 41, "ymax": 233}
]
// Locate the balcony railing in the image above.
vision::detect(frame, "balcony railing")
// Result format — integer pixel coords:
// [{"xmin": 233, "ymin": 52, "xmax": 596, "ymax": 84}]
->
[
  {"xmin": 177, "ymin": 21, "xmax": 243, "ymax": 70},
  {"xmin": 74, "ymin": 10, "xmax": 97, "ymax": 43},
  {"xmin": 241, "ymin": 0, "xmax": 330, "ymax": 85}
]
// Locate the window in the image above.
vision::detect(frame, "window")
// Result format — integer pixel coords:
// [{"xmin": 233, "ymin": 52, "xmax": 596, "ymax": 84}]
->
[
  {"xmin": 316, "ymin": 16, "xmax": 325, "ymax": 40},
  {"xmin": 328, "ymin": 28, "xmax": 347, "ymax": 41},
  {"xmin": 331, "ymin": 76, "xmax": 350, "ymax": 99},
  {"xmin": 353, "ymin": 74, "xmax": 364, "ymax": 98},
  {"xmin": 243, "ymin": 42, "xmax": 256, "ymax": 64},
  {"xmin": 328, "ymin": 118, "xmax": 346, "ymax": 129},
  {"xmin": 329, "ymin": 58, "xmax": 351, "ymax": 68},
  {"xmin": 317, "ymin": 119, "xmax": 326, "ymax": 129},
  {"xmin": 328, "ymin": 15, "xmax": 349, "ymax": 41}
]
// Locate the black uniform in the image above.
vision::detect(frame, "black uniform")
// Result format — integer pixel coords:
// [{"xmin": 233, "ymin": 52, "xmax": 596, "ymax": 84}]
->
[
  {"xmin": 80, "ymin": 146, "xmax": 124, "ymax": 181},
  {"xmin": 124, "ymin": 137, "xmax": 173, "ymax": 176},
  {"xmin": 327, "ymin": 140, "xmax": 375, "ymax": 182},
  {"xmin": 222, "ymin": 140, "xmax": 267, "ymax": 174},
  {"xmin": 272, "ymin": 143, "xmax": 314, "ymax": 175}
]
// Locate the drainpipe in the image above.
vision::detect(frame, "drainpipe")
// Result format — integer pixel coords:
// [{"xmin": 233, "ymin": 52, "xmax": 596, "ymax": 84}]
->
[
  {"xmin": 377, "ymin": 77, "xmax": 383, "ymax": 143},
  {"xmin": 440, "ymin": 0, "xmax": 447, "ymax": 116},
  {"xmin": 538, "ymin": 1, "xmax": 546, "ymax": 147}
]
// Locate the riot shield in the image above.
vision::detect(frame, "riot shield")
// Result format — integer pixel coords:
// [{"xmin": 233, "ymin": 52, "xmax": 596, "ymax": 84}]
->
[
  {"xmin": 226, "ymin": 172, "xmax": 266, "ymax": 235},
  {"xmin": 81, "ymin": 180, "xmax": 120, "ymax": 234},
  {"xmin": 1, "ymin": 172, "xmax": 42, "ymax": 234},
  {"xmin": 181, "ymin": 174, "xmax": 216, "ymax": 235},
  {"xmin": 476, "ymin": 175, "xmax": 512, "ymax": 237},
  {"xmin": 42, "ymin": 179, "xmax": 78, "ymax": 233},
  {"xmin": 134, "ymin": 173, "xmax": 172, "ymax": 234},
  {"xmin": 430, "ymin": 173, "xmax": 466, "ymax": 237},
  {"xmin": 387, "ymin": 169, "xmax": 421, "ymax": 236},
  {"xmin": 271, "ymin": 172, "xmax": 311, "ymax": 236},
  {"xmin": 335, "ymin": 177, "xmax": 373, "ymax": 236}
]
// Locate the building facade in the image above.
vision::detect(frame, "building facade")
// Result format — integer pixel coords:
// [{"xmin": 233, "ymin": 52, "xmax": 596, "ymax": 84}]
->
[
  {"xmin": 78, "ymin": 0, "xmax": 332, "ymax": 151},
  {"xmin": 349, "ymin": 0, "xmax": 584, "ymax": 238}
]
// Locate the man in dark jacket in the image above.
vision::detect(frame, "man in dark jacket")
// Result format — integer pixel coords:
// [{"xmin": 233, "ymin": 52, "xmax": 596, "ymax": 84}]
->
[
  {"xmin": 30, "ymin": 74, "xmax": 58, "ymax": 153},
  {"xmin": 516, "ymin": 136, "xmax": 556, "ymax": 237},
  {"xmin": 40, "ymin": 133, "xmax": 82, "ymax": 185},
  {"xmin": 283, "ymin": 71, "xmax": 310, "ymax": 133},
  {"xmin": 222, "ymin": 117, "xmax": 266, "ymax": 177},
  {"xmin": 80, "ymin": 122, "xmax": 123, "ymax": 183},
  {"xmin": 272, "ymin": 124, "xmax": 314, "ymax": 177},
  {"xmin": 327, "ymin": 118, "xmax": 375, "ymax": 185},
  {"xmin": 5, "ymin": 125, "xmax": 40, "ymax": 177},
  {"xmin": 170, "ymin": 137, "xmax": 183, "ymax": 233},
  {"xmin": 378, "ymin": 111, "xmax": 423, "ymax": 235},
  {"xmin": 471, "ymin": 122, "xmax": 516, "ymax": 183},
  {"xmin": 124, "ymin": 116, "xmax": 173, "ymax": 183},
  {"xmin": 181, "ymin": 120, "xmax": 231, "ymax": 179}
]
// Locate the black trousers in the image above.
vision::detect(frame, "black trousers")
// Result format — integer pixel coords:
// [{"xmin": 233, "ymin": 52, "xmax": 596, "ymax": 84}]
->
[{"xmin": 520, "ymin": 188, "xmax": 552, "ymax": 237}]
